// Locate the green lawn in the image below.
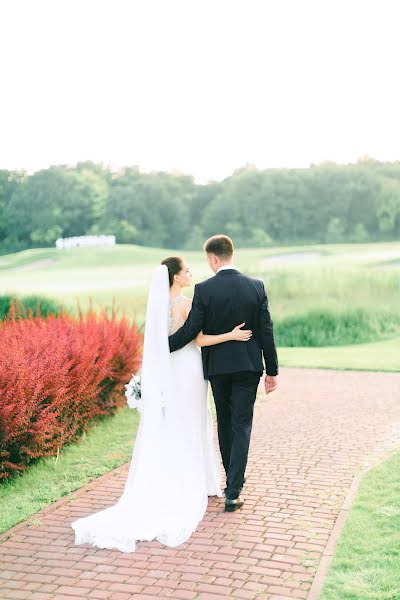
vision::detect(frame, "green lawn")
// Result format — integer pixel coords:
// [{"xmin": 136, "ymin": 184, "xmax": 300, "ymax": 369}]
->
[
  {"xmin": 279, "ymin": 337, "xmax": 400, "ymax": 372},
  {"xmin": 0, "ymin": 406, "xmax": 140, "ymax": 534},
  {"xmin": 320, "ymin": 450, "xmax": 400, "ymax": 600}
]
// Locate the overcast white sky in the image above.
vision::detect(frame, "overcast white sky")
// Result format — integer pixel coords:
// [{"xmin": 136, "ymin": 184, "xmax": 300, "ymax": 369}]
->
[{"xmin": 1, "ymin": 0, "xmax": 399, "ymax": 182}]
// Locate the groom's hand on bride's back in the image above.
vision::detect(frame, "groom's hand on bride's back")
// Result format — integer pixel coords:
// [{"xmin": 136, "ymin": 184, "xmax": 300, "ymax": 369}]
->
[{"xmin": 265, "ymin": 375, "xmax": 278, "ymax": 394}]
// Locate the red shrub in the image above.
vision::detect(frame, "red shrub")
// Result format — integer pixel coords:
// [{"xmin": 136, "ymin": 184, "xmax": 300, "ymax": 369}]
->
[{"xmin": 0, "ymin": 301, "xmax": 142, "ymax": 480}]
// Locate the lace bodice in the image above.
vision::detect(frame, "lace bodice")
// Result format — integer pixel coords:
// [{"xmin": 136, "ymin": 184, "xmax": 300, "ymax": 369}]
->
[{"xmin": 168, "ymin": 295, "xmax": 187, "ymax": 335}]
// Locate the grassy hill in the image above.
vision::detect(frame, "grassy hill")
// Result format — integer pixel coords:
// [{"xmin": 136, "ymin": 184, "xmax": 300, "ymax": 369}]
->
[{"xmin": 1, "ymin": 241, "xmax": 399, "ymax": 371}]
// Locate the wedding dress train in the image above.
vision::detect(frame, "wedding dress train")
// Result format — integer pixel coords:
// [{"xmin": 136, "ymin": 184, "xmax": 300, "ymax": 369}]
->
[{"xmin": 71, "ymin": 274, "xmax": 222, "ymax": 553}]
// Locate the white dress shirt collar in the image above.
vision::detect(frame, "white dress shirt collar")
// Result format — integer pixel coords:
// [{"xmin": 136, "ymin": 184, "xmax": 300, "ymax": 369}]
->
[{"xmin": 216, "ymin": 265, "xmax": 238, "ymax": 274}]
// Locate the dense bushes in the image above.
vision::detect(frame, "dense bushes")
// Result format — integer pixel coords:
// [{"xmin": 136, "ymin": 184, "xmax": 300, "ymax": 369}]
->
[
  {"xmin": 275, "ymin": 309, "xmax": 400, "ymax": 347},
  {"xmin": 0, "ymin": 294, "xmax": 63, "ymax": 320},
  {"xmin": 0, "ymin": 305, "xmax": 142, "ymax": 480}
]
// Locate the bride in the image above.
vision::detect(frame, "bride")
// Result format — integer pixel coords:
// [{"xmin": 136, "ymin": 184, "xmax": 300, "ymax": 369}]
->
[{"xmin": 71, "ymin": 257, "xmax": 252, "ymax": 553}]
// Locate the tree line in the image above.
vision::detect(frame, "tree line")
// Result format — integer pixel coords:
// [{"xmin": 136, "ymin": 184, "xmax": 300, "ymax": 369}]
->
[{"xmin": 0, "ymin": 158, "xmax": 399, "ymax": 254}]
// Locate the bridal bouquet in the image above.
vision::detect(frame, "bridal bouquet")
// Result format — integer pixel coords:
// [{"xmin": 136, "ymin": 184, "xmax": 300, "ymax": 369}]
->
[{"xmin": 125, "ymin": 373, "xmax": 142, "ymax": 410}]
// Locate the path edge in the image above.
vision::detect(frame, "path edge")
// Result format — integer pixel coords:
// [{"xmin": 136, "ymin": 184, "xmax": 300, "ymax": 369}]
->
[
  {"xmin": 0, "ymin": 461, "xmax": 130, "ymax": 542},
  {"xmin": 307, "ymin": 443, "xmax": 400, "ymax": 600}
]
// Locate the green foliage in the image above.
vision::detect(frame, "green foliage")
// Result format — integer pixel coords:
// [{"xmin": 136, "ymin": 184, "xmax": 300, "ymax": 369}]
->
[
  {"xmin": 325, "ymin": 217, "xmax": 345, "ymax": 243},
  {"xmin": 1, "ymin": 159, "xmax": 400, "ymax": 254},
  {"xmin": 377, "ymin": 177, "xmax": 400, "ymax": 233},
  {"xmin": 185, "ymin": 225, "xmax": 206, "ymax": 250},
  {"xmin": 0, "ymin": 294, "xmax": 63, "ymax": 320},
  {"xmin": 105, "ymin": 167, "xmax": 193, "ymax": 248},
  {"xmin": 350, "ymin": 223, "xmax": 370, "ymax": 243},
  {"xmin": 248, "ymin": 228, "xmax": 273, "ymax": 247},
  {"xmin": 275, "ymin": 309, "xmax": 400, "ymax": 347},
  {"xmin": 1, "ymin": 164, "xmax": 109, "ymax": 251}
]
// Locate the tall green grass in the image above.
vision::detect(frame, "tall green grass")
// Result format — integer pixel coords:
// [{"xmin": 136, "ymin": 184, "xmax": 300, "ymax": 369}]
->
[
  {"xmin": 276, "ymin": 309, "xmax": 400, "ymax": 347},
  {"xmin": 258, "ymin": 267, "xmax": 400, "ymax": 321},
  {"xmin": 257, "ymin": 266, "xmax": 400, "ymax": 347},
  {"xmin": 0, "ymin": 294, "xmax": 64, "ymax": 320}
]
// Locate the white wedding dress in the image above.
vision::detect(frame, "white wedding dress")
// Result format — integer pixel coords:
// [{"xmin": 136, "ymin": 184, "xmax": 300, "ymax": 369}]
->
[{"xmin": 71, "ymin": 266, "xmax": 222, "ymax": 553}]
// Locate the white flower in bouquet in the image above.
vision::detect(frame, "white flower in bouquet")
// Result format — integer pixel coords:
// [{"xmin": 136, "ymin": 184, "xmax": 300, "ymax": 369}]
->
[{"xmin": 125, "ymin": 373, "xmax": 142, "ymax": 411}]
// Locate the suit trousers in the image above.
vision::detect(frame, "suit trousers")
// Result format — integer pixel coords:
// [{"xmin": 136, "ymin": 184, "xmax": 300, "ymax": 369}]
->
[{"xmin": 209, "ymin": 371, "xmax": 262, "ymax": 500}]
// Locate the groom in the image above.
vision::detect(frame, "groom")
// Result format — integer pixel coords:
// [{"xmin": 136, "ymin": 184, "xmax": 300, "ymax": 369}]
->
[{"xmin": 169, "ymin": 234, "xmax": 278, "ymax": 511}]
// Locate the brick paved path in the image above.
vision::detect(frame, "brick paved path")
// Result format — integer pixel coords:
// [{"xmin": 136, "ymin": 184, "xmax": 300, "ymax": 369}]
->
[{"xmin": 1, "ymin": 368, "xmax": 400, "ymax": 600}]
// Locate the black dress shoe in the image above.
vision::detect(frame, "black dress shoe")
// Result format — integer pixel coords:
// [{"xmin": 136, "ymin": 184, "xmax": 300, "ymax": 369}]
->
[{"xmin": 224, "ymin": 496, "xmax": 244, "ymax": 512}]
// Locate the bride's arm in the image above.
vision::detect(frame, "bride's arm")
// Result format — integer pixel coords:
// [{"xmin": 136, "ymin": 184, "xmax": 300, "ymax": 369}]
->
[
  {"xmin": 182, "ymin": 300, "xmax": 252, "ymax": 348},
  {"xmin": 196, "ymin": 324, "xmax": 252, "ymax": 347}
]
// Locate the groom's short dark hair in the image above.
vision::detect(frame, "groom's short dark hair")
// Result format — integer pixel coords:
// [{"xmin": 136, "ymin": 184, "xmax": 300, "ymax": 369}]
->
[{"xmin": 204, "ymin": 235, "xmax": 234, "ymax": 257}]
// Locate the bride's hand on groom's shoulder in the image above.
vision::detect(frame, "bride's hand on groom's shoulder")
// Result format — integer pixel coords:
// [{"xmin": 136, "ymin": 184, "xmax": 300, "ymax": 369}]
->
[
  {"xmin": 229, "ymin": 323, "xmax": 252, "ymax": 342},
  {"xmin": 265, "ymin": 375, "xmax": 278, "ymax": 395}
]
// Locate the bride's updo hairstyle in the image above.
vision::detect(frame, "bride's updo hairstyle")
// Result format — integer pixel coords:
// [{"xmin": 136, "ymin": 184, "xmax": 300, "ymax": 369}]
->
[{"xmin": 161, "ymin": 256, "xmax": 183, "ymax": 287}]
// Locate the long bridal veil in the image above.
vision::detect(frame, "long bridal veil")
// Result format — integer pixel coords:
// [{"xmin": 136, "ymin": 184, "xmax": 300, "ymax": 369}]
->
[
  {"xmin": 117, "ymin": 264, "xmax": 173, "ymax": 498},
  {"xmin": 71, "ymin": 265, "xmax": 174, "ymax": 552},
  {"xmin": 130, "ymin": 264, "xmax": 171, "ymax": 416},
  {"xmin": 71, "ymin": 264, "xmax": 222, "ymax": 553}
]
